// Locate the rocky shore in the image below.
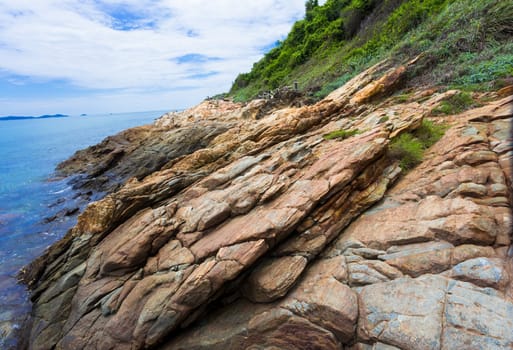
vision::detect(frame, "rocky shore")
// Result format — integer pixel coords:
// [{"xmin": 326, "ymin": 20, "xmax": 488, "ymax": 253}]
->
[{"xmin": 20, "ymin": 60, "xmax": 512, "ymax": 349}]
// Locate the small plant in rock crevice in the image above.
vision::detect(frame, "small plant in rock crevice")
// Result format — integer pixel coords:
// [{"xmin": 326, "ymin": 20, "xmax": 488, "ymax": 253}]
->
[
  {"xmin": 389, "ymin": 119, "xmax": 448, "ymax": 171},
  {"xmin": 378, "ymin": 116, "xmax": 390, "ymax": 123},
  {"xmin": 323, "ymin": 128, "xmax": 361, "ymax": 140},
  {"xmin": 431, "ymin": 92, "xmax": 476, "ymax": 115}
]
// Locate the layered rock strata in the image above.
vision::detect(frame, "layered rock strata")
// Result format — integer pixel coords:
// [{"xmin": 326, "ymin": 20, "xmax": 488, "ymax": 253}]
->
[{"xmin": 22, "ymin": 60, "xmax": 513, "ymax": 350}]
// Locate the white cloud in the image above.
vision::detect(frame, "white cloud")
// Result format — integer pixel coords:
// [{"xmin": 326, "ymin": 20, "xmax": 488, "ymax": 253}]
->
[{"xmin": 0, "ymin": 0, "xmax": 306, "ymax": 114}]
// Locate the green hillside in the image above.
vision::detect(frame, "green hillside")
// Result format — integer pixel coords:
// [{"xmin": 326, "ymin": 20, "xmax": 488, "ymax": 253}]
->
[{"xmin": 229, "ymin": 0, "xmax": 513, "ymax": 101}]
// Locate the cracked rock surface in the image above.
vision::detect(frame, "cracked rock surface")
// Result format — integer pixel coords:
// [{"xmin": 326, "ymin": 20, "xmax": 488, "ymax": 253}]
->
[{"xmin": 21, "ymin": 60, "xmax": 513, "ymax": 350}]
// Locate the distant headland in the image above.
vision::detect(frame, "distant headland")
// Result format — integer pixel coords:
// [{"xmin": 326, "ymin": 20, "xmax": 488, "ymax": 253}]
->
[{"xmin": 0, "ymin": 114, "xmax": 69, "ymax": 121}]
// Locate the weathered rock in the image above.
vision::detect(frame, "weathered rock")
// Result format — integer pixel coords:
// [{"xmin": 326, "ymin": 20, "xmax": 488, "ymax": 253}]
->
[
  {"xmin": 358, "ymin": 275, "xmax": 513, "ymax": 350},
  {"xmin": 283, "ymin": 274, "xmax": 358, "ymax": 343},
  {"xmin": 379, "ymin": 241, "xmax": 454, "ymax": 260},
  {"xmin": 441, "ymin": 279, "xmax": 513, "ymax": 349},
  {"xmin": 348, "ymin": 262, "xmax": 391, "ymax": 286},
  {"xmin": 350, "ymin": 260, "xmax": 403, "ymax": 281},
  {"xmin": 497, "ymin": 85, "xmax": 513, "ymax": 97},
  {"xmin": 350, "ymin": 65, "xmax": 407, "ymax": 105},
  {"xmin": 59, "ymin": 117, "xmax": 233, "ymax": 194},
  {"xmin": 340, "ymin": 196, "xmax": 499, "ymax": 250},
  {"xmin": 21, "ymin": 61, "xmax": 513, "ymax": 350},
  {"xmin": 386, "ymin": 247, "xmax": 451, "ymax": 277},
  {"xmin": 348, "ymin": 342, "xmax": 401, "ymax": 350},
  {"xmin": 358, "ymin": 275, "xmax": 447, "ymax": 350},
  {"xmin": 451, "ymin": 244, "xmax": 496, "ymax": 264},
  {"xmin": 449, "ymin": 257, "xmax": 509, "ymax": 289},
  {"xmin": 350, "ymin": 247, "xmax": 386, "ymax": 259},
  {"xmin": 166, "ymin": 257, "xmax": 358, "ymax": 349},
  {"xmin": 242, "ymin": 256, "xmax": 308, "ymax": 303},
  {"xmin": 246, "ymin": 311, "xmax": 342, "ymax": 350}
]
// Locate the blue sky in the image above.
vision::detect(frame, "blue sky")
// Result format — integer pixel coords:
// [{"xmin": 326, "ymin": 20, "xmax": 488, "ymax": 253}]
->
[{"xmin": 0, "ymin": 1, "xmax": 312, "ymax": 115}]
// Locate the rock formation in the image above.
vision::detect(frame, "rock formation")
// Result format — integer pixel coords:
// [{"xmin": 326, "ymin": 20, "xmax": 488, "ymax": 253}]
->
[{"xmin": 21, "ymin": 60, "xmax": 512, "ymax": 349}]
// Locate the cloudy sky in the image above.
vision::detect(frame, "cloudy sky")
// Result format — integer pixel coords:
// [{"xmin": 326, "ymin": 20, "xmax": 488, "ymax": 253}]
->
[{"xmin": 0, "ymin": 1, "xmax": 312, "ymax": 116}]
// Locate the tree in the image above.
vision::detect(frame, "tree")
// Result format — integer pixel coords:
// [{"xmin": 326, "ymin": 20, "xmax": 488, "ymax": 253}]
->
[{"xmin": 305, "ymin": 0, "xmax": 319, "ymax": 20}]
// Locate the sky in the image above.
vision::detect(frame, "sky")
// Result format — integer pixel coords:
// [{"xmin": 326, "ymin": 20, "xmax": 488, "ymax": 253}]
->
[{"xmin": 0, "ymin": 1, "xmax": 313, "ymax": 115}]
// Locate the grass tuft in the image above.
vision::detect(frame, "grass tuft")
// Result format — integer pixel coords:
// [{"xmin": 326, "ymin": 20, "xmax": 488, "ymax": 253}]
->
[
  {"xmin": 431, "ymin": 92, "xmax": 475, "ymax": 115},
  {"xmin": 389, "ymin": 133, "xmax": 424, "ymax": 171},
  {"xmin": 323, "ymin": 128, "xmax": 361, "ymax": 140},
  {"xmin": 389, "ymin": 119, "xmax": 448, "ymax": 171}
]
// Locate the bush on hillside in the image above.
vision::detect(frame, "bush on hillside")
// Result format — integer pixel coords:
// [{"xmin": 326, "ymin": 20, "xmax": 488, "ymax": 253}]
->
[
  {"xmin": 229, "ymin": 0, "xmax": 513, "ymax": 102},
  {"xmin": 431, "ymin": 92, "xmax": 475, "ymax": 115}
]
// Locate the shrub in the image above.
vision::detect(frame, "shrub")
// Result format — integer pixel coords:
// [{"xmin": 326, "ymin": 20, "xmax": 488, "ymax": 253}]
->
[
  {"xmin": 229, "ymin": 0, "xmax": 512, "ymax": 101},
  {"xmin": 415, "ymin": 119, "xmax": 448, "ymax": 148},
  {"xmin": 482, "ymin": 1, "xmax": 513, "ymax": 41},
  {"xmin": 454, "ymin": 53, "xmax": 513, "ymax": 86},
  {"xmin": 389, "ymin": 119, "xmax": 447, "ymax": 171},
  {"xmin": 389, "ymin": 133, "xmax": 423, "ymax": 171},
  {"xmin": 431, "ymin": 92, "xmax": 474, "ymax": 115}
]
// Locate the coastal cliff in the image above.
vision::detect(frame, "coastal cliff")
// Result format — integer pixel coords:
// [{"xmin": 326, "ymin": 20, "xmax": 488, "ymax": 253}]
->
[{"xmin": 20, "ymin": 59, "xmax": 513, "ymax": 349}]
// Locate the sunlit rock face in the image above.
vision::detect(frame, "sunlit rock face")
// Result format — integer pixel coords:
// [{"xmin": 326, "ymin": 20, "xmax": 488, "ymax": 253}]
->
[{"xmin": 22, "ymin": 60, "xmax": 513, "ymax": 350}]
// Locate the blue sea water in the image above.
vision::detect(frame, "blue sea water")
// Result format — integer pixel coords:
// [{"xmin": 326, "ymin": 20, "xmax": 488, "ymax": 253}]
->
[{"xmin": 0, "ymin": 110, "xmax": 166, "ymax": 347}]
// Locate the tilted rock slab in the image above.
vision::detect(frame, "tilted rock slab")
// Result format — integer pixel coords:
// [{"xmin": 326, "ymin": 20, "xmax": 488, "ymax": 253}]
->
[
  {"xmin": 161, "ymin": 95, "xmax": 513, "ymax": 349},
  {"xmin": 358, "ymin": 275, "xmax": 513, "ymax": 349}
]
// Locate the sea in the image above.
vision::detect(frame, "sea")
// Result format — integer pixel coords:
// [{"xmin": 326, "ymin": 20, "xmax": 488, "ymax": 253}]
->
[{"xmin": 0, "ymin": 110, "xmax": 166, "ymax": 348}]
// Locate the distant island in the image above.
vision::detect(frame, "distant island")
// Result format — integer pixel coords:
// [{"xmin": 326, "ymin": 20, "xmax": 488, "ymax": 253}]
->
[{"xmin": 0, "ymin": 114, "xmax": 69, "ymax": 121}]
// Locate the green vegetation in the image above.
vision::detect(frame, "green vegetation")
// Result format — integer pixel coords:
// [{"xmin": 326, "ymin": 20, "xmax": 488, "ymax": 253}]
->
[
  {"xmin": 393, "ymin": 93, "xmax": 412, "ymax": 103},
  {"xmin": 229, "ymin": 0, "xmax": 513, "ymax": 102},
  {"xmin": 415, "ymin": 119, "xmax": 448, "ymax": 148},
  {"xmin": 389, "ymin": 133, "xmax": 424, "ymax": 171},
  {"xmin": 389, "ymin": 119, "xmax": 447, "ymax": 171},
  {"xmin": 431, "ymin": 92, "xmax": 475, "ymax": 115},
  {"xmin": 378, "ymin": 116, "xmax": 389, "ymax": 124},
  {"xmin": 323, "ymin": 128, "xmax": 361, "ymax": 140}
]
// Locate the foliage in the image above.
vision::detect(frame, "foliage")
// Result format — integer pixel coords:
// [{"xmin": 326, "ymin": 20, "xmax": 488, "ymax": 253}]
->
[
  {"xmin": 393, "ymin": 92, "xmax": 412, "ymax": 103},
  {"xmin": 389, "ymin": 133, "xmax": 424, "ymax": 171},
  {"xmin": 389, "ymin": 119, "xmax": 447, "ymax": 171},
  {"xmin": 378, "ymin": 116, "xmax": 389, "ymax": 123},
  {"xmin": 314, "ymin": 72, "xmax": 354, "ymax": 99},
  {"xmin": 431, "ymin": 92, "xmax": 475, "ymax": 115},
  {"xmin": 415, "ymin": 119, "xmax": 448, "ymax": 148},
  {"xmin": 210, "ymin": 92, "xmax": 229, "ymax": 100},
  {"xmin": 228, "ymin": 0, "xmax": 513, "ymax": 102},
  {"xmin": 230, "ymin": 0, "xmax": 383, "ymax": 100},
  {"xmin": 323, "ymin": 128, "xmax": 361, "ymax": 140},
  {"xmin": 452, "ymin": 50, "xmax": 513, "ymax": 88}
]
